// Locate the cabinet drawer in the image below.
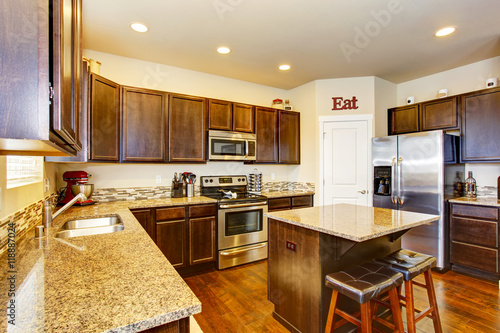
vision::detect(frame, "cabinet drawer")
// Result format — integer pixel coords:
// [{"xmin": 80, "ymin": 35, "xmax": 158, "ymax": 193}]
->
[
  {"xmin": 268, "ymin": 197, "xmax": 291, "ymax": 210},
  {"xmin": 291, "ymin": 195, "xmax": 313, "ymax": 208},
  {"xmin": 451, "ymin": 241, "xmax": 498, "ymax": 273},
  {"xmin": 156, "ymin": 207, "xmax": 186, "ymax": 221},
  {"xmin": 451, "ymin": 217, "xmax": 498, "ymax": 248},
  {"xmin": 451, "ymin": 204, "xmax": 498, "ymax": 220},
  {"xmin": 189, "ymin": 204, "xmax": 217, "ymax": 218}
]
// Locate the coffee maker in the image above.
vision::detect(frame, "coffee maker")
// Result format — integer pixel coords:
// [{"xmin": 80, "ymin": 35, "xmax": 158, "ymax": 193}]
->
[{"xmin": 59, "ymin": 171, "xmax": 94, "ymax": 205}]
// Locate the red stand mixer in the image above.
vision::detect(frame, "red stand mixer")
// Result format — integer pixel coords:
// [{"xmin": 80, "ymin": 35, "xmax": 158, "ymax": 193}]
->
[{"xmin": 58, "ymin": 171, "xmax": 95, "ymax": 205}]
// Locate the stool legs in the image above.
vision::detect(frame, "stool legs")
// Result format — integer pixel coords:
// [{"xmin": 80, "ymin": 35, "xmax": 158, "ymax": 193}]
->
[
  {"xmin": 424, "ymin": 270, "xmax": 443, "ymax": 333},
  {"xmin": 325, "ymin": 290, "xmax": 339, "ymax": 333},
  {"xmin": 359, "ymin": 302, "xmax": 372, "ymax": 333}
]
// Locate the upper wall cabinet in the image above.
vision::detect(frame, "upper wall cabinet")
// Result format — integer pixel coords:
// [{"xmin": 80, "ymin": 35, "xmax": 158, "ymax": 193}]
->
[
  {"xmin": 208, "ymin": 100, "xmax": 255, "ymax": 133},
  {"xmin": 278, "ymin": 111, "xmax": 300, "ymax": 164},
  {"xmin": 169, "ymin": 94, "xmax": 207, "ymax": 163},
  {"xmin": 122, "ymin": 87, "xmax": 167, "ymax": 162},
  {"xmin": 461, "ymin": 87, "xmax": 500, "ymax": 162},
  {"xmin": 388, "ymin": 105, "xmax": 419, "ymax": 135},
  {"xmin": 0, "ymin": 0, "xmax": 82, "ymax": 156},
  {"xmin": 420, "ymin": 97, "xmax": 459, "ymax": 131},
  {"xmin": 255, "ymin": 107, "xmax": 278, "ymax": 163}
]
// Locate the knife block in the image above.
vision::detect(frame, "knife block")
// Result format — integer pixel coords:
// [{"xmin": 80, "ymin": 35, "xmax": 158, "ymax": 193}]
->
[{"xmin": 171, "ymin": 183, "xmax": 184, "ymax": 198}]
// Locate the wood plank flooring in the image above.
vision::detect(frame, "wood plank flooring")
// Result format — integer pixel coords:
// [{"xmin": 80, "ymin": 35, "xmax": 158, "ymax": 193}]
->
[{"xmin": 183, "ymin": 260, "xmax": 500, "ymax": 333}]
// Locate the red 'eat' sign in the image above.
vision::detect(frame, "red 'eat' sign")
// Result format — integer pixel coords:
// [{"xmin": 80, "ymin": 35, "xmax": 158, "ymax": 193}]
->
[{"xmin": 332, "ymin": 96, "xmax": 359, "ymax": 110}]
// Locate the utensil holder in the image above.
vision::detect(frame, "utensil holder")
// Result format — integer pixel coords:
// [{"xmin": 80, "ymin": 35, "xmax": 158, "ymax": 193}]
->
[
  {"xmin": 171, "ymin": 183, "xmax": 184, "ymax": 198},
  {"xmin": 186, "ymin": 184, "xmax": 194, "ymax": 197}
]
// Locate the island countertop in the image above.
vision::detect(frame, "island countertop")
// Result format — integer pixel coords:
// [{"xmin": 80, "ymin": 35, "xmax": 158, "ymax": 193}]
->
[
  {"xmin": 0, "ymin": 196, "xmax": 218, "ymax": 332},
  {"xmin": 265, "ymin": 203, "xmax": 440, "ymax": 242}
]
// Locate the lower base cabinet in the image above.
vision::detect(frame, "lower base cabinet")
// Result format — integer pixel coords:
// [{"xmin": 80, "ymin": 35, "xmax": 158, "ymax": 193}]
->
[
  {"xmin": 140, "ymin": 317, "xmax": 189, "ymax": 333},
  {"xmin": 268, "ymin": 195, "xmax": 314, "ymax": 212},
  {"xmin": 449, "ymin": 203, "xmax": 499, "ymax": 278},
  {"xmin": 132, "ymin": 204, "xmax": 217, "ymax": 273}
]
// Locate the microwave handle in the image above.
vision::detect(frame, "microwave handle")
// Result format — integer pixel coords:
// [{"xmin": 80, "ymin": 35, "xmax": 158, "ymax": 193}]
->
[{"xmin": 245, "ymin": 140, "xmax": 249, "ymax": 157}]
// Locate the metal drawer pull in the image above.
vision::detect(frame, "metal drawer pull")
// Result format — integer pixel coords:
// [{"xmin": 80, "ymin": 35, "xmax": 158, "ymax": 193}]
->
[
  {"xmin": 220, "ymin": 243, "xmax": 267, "ymax": 256},
  {"xmin": 219, "ymin": 202, "xmax": 267, "ymax": 209}
]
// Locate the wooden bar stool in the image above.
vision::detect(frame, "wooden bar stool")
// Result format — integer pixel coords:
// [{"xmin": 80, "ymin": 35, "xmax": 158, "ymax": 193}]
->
[
  {"xmin": 324, "ymin": 261, "xmax": 405, "ymax": 333},
  {"xmin": 375, "ymin": 249, "xmax": 443, "ymax": 333}
]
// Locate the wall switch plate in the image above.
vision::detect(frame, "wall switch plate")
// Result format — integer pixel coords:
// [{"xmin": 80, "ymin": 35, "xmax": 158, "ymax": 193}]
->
[
  {"xmin": 286, "ymin": 241, "xmax": 296, "ymax": 252},
  {"xmin": 156, "ymin": 175, "xmax": 162, "ymax": 184}
]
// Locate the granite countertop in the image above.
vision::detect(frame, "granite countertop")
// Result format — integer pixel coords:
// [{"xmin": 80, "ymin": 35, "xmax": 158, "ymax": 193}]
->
[
  {"xmin": 265, "ymin": 203, "xmax": 440, "ymax": 242},
  {"xmin": 0, "ymin": 196, "xmax": 217, "ymax": 332},
  {"xmin": 262, "ymin": 190, "xmax": 315, "ymax": 198},
  {"xmin": 448, "ymin": 196, "xmax": 500, "ymax": 208}
]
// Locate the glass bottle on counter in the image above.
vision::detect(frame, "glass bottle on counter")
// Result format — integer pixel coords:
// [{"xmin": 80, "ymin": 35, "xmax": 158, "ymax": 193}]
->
[
  {"xmin": 453, "ymin": 171, "xmax": 463, "ymax": 197},
  {"xmin": 465, "ymin": 171, "xmax": 477, "ymax": 198}
]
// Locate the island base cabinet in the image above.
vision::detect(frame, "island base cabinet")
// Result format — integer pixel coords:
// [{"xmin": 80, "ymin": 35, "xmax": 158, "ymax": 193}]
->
[
  {"xmin": 268, "ymin": 219, "xmax": 400, "ymax": 333},
  {"xmin": 139, "ymin": 317, "xmax": 189, "ymax": 333}
]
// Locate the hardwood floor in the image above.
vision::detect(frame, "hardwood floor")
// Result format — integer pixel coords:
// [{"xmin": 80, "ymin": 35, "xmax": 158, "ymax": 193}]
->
[{"xmin": 184, "ymin": 260, "xmax": 500, "ymax": 333}]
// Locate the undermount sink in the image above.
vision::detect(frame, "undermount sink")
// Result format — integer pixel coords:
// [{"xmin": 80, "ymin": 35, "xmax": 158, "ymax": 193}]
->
[{"xmin": 56, "ymin": 216, "xmax": 124, "ymax": 239}]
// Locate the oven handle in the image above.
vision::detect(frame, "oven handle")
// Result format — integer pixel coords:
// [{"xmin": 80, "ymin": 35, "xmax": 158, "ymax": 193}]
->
[
  {"xmin": 219, "ymin": 201, "xmax": 267, "ymax": 209},
  {"xmin": 220, "ymin": 243, "xmax": 267, "ymax": 256}
]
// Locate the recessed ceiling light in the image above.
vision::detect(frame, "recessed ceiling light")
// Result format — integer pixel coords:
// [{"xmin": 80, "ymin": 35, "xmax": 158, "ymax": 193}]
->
[
  {"xmin": 435, "ymin": 26, "xmax": 456, "ymax": 37},
  {"xmin": 279, "ymin": 64, "xmax": 291, "ymax": 71},
  {"xmin": 217, "ymin": 47, "xmax": 231, "ymax": 54},
  {"xmin": 130, "ymin": 22, "xmax": 148, "ymax": 33}
]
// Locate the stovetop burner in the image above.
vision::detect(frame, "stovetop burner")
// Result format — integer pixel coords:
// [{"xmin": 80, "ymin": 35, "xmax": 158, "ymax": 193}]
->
[{"xmin": 200, "ymin": 175, "xmax": 267, "ymax": 205}]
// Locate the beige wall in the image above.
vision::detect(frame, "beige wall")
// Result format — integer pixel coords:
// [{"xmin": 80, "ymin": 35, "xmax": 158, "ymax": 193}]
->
[
  {"xmin": 374, "ymin": 77, "xmax": 397, "ymax": 137},
  {"xmin": 0, "ymin": 158, "xmax": 57, "ymax": 220}
]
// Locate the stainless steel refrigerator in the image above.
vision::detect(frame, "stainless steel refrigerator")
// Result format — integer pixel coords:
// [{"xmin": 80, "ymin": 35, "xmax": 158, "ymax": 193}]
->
[{"xmin": 372, "ymin": 130, "xmax": 464, "ymax": 269}]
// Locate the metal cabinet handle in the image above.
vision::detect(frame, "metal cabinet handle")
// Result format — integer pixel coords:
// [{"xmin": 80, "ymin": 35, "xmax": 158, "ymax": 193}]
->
[
  {"xmin": 391, "ymin": 158, "xmax": 397, "ymax": 204},
  {"xmin": 398, "ymin": 157, "xmax": 404, "ymax": 205},
  {"xmin": 358, "ymin": 190, "xmax": 367, "ymax": 194}
]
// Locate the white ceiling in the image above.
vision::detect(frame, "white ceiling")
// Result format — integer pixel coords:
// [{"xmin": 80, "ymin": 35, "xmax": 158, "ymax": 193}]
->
[{"xmin": 82, "ymin": 0, "xmax": 500, "ymax": 90}]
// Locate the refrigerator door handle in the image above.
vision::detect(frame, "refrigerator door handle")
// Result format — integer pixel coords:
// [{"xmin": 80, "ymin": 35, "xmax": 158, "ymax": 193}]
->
[
  {"xmin": 398, "ymin": 157, "xmax": 404, "ymax": 205},
  {"xmin": 391, "ymin": 158, "xmax": 397, "ymax": 204}
]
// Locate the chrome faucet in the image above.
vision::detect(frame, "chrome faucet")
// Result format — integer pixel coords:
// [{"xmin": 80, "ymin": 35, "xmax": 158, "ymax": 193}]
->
[{"xmin": 43, "ymin": 193, "xmax": 87, "ymax": 229}]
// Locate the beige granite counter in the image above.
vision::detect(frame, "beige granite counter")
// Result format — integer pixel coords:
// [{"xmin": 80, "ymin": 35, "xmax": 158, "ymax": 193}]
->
[
  {"xmin": 0, "ymin": 196, "xmax": 217, "ymax": 332},
  {"xmin": 265, "ymin": 203, "xmax": 440, "ymax": 242},
  {"xmin": 262, "ymin": 190, "xmax": 315, "ymax": 198},
  {"xmin": 449, "ymin": 196, "xmax": 500, "ymax": 208}
]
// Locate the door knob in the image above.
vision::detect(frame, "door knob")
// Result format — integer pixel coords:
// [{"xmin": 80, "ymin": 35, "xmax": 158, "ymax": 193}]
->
[{"xmin": 358, "ymin": 190, "xmax": 367, "ymax": 194}]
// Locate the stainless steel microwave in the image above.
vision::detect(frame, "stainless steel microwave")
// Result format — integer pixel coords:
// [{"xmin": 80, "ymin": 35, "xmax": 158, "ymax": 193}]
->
[{"xmin": 208, "ymin": 130, "xmax": 256, "ymax": 161}]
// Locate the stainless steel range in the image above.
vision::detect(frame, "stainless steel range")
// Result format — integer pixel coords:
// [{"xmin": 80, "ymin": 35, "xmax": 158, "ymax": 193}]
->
[{"xmin": 201, "ymin": 175, "xmax": 268, "ymax": 269}]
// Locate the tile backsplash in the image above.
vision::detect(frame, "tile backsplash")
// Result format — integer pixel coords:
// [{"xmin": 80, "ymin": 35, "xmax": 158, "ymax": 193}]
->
[{"xmin": 0, "ymin": 199, "xmax": 44, "ymax": 255}]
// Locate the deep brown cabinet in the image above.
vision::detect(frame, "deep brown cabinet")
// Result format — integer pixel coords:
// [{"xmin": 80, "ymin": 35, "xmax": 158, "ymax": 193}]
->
[
  {"xmin": 460, "ymin": 87, "xmax": 500, "ymax": 162},
  {"xmin": 450, "ymin": 203, "xmax": 499, "ymax": 277},
  {"xmin": 169, "ymin": 94, "xmax": 207, "ymax": 162},
  {"xmin": 208, "ymin": 100, "xmax": 255, "ymax": 133},
  {"xmin": 255, "ymin": 107, "xmax": 279, "ymax": 163},
  {"xmin": 278, "ymin": 111, "xmax": 300, "ymax": 164},
  {"xmin": 131, "ymin": 208, "xmax": 155, "ymax": 241},
  {"xmin": 122, "ymin": 87, "xmax": 167, "ymax": 162},
  {"xmin": 268, "ymin": 195, "xmax": 314, "ymax": 212},
  {"xmin": 233, "ymin": 103, "xmax": 255, "ymax": 133},
  {"xmin": 90, "ymin": 74, "xmax": 121, "ymax": 161},
  {"xmin": 151, "ymin": 204, "xmax": 217, "ymax": 273},
  {"xmin": 388, "ymin": 104, "xmax": 419, "ymax": 135},
  {"xmin": 420, "ymin": 97, "xmax": 459, "ymax": 131},
  {"xmin": 0, "ymin": 0, "xmax": 82, "ymax": 156}
]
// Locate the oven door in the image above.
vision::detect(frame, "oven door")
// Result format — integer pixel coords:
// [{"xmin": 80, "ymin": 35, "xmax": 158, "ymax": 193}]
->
[
  {"xmin": 218, "ymin": 202, "xmax": 268, "ymax": 250},
  {"xmin": 209, "ymin": 137, "xmax": 248, "ymax": 160}
]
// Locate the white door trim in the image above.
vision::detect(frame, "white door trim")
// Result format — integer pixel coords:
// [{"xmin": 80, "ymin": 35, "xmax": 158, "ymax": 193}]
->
[{"xmin": 318, "ymin": 114, "xmax": 373, "ymax": 206}]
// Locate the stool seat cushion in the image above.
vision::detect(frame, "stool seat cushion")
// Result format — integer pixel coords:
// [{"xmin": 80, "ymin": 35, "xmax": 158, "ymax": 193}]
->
[
  {"xmin": 375, "ymin": 249, "xmax": 436, "ymax": 281},
  {"xmin": 325, "ymin": 262, "xmax": 403, "ymax": 304}
]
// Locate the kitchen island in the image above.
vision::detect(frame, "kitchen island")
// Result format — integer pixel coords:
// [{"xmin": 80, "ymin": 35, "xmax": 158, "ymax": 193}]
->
[{"xmin": 265, "ymin": 203, "xmax": 440, "ymax": 333}]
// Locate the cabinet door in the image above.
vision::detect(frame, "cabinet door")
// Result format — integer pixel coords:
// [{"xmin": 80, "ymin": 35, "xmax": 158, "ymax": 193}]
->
[
  {"xmin": 189, "ymin": 216, "xmax": 216, "ymax": 265},
  {"xmin": 131, "ymin": 209, "xmax": 155, "ymax": 241},
  {"xmin": 388, "ymin": 105, "xmax": 419, "ymax": 135},
  {"xmin": 291, "ymin": 195, "xmax": 313, "ymax": 208},
  {"xmin": 90, "ymin": 74, "xmax": 120, "ymax": 161},
  {"xmin": 278, "ymin": 111, "xmax": 300, "ymax": 164},
  {"xmin": 421, "ymin": 97, "xmax": 459, "ymax": 131},
  {"xmin": 268, "ymin": 197, "xmax": 291, "ymax": 211},
  {"xmin": 169, "ymin": 94, "xmax": 207, "ymax": 162},
  {"xmin": 156, "ymin": 220, "xmax": 187, "ymax": 268},
  {"xmin": 233, "ymin": 103, "xmax": 255, "ymax": 133},
  {"xmin": 255, "ymin": 107, "xmax": 278, "ymax": 163},
  {"xmin": 461, "ymin": 88, "xmax": 500, "ymax": 162},
  {"xmin": 208, "ymin": 99, "xmax": 232, "ymax": 131},
  {"xmin": 122, "ymin": 87, "xmax": 167, "ymax": 162},
  {"xmin": 51, "ymin": 0, "xmax": 82, "ymax": 151}
]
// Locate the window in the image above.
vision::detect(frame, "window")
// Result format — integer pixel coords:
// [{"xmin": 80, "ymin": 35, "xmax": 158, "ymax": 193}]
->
[{"xmin": 6, "ymin": 156, "xmax": 43, "ymax": 189}]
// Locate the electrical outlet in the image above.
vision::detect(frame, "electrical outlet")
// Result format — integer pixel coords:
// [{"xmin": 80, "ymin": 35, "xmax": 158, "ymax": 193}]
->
[
  {"xmin": 156, "ymin": 175, "xmax": 162, "ymax": 184},
  {"xmin": 286, "ymin": 241, "xmax": 296, "ymax": 252},
  {"xmin": 271, "ymin": 173, "xmax": 276, "ymax": 180}
]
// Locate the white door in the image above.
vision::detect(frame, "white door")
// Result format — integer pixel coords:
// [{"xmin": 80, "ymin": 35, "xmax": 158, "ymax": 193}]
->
[{"xmin": 323, "ymin": 120, "xmax": 371, "ymax": 206}]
